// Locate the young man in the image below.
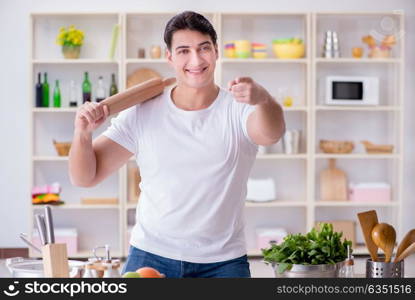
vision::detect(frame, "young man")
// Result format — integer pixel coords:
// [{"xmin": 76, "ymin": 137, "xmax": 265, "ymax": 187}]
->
[{"xmin": 68, "ymin": 11, "xmax": 285, "ymax": 278}]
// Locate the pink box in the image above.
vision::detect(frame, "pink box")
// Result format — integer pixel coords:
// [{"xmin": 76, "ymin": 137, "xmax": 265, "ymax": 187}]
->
[
  {"xmin": 349, "ymin": 183, "xmax": 391, "ymax": 202},
  {"xmin": 32, "ymin": 228, "xmax": 78, "ymax": 256}
]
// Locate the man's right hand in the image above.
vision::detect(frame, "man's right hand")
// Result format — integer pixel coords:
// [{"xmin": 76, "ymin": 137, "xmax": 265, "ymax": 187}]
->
[{"xmin": 74, "ymin": 102, "xmax": 109, "ymax": 133}]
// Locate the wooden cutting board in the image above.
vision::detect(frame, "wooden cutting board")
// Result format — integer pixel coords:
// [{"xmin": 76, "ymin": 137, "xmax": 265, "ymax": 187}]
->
[{"xmin": 320, "ymin": 159, "xmax": 348, "ymax": 201}]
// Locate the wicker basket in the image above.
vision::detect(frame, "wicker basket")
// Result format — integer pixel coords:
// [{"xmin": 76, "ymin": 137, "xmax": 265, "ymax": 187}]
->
[
  {"xmin": 53, "ymin": 139, "xmax": 72, "ymax": 156},
  {"xmin": 320, "ymin": 140, "xmax": 354, "ymax": 154}
]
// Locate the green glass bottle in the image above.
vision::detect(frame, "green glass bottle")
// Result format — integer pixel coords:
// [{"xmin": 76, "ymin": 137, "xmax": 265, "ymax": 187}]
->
[
  {"xmin": 53, "ymin": 79, "xmax": 61, "ymax": 107},
  {"xmin": 82, "ymin": 71, "xmax": 92, "ymax": 103},
  {"xmin": 42, "ymin": 72, "xmax": 49, "ymax": 107},
  {"xmin": 109, "ymin": 73, "xmax": 118, "ymax": 96}
]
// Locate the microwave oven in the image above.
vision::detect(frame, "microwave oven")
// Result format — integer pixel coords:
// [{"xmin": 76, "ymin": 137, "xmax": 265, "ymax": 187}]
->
[{"xmin": 325, "ymin": 76, "xmax": 379, "ymax": 105}]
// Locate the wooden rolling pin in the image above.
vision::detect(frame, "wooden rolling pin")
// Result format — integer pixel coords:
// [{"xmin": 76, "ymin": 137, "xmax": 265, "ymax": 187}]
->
[{"xmin": 101, "ymin": 77, "xmax": 176, "ymax": 115}]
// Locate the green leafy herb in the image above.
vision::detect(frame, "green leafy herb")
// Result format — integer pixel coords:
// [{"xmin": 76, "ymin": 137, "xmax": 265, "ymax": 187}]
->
[{"xmin": 262, "ymin": 223, "xmax": 352, "ymax": 274}]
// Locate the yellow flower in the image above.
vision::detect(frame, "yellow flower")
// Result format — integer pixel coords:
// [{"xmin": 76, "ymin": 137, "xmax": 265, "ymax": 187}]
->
[{"xmin": 56, "ymin": 25, "xmax": 84, "ymax": 46}]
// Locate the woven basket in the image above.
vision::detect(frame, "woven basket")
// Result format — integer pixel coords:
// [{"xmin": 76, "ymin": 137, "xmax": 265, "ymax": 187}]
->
[
  {"xmin": 320, "ymin": 140, "xmax": 354, "ymax": 154},
  {"xmin": 53, "ymin": 139, "xmax": 72, "ymax": 156},
  {"xmin": 361, "ymin": 140, "xmax": 394, "ymax": 154}
]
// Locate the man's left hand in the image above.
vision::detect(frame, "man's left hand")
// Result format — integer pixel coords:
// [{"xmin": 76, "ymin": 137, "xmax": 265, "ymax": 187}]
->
[{"xmin": 228, "ymin": 77, "xmax": 271, "ymax": 106}]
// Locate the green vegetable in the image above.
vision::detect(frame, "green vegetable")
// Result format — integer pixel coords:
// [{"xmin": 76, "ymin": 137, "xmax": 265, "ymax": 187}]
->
[{"xmin": 262, "ymin": 223, "xmax": 352, "ymax": 274}]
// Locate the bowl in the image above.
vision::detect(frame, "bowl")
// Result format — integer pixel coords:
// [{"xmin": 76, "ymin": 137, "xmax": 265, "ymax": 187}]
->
[
  {"xmin": 272, "ymin": 43, "xmax": 305, "ymax": 59},
  {"xmin": 268, "ymin": 261, "xmax": 345, "ymax": 278},
  {"xmin": 320, "ymin": 140, "xmax": 354, "ymax": 154},
  {"xmin": 234, "ymin": 40, "xmax": 251, "ymax": 58}
]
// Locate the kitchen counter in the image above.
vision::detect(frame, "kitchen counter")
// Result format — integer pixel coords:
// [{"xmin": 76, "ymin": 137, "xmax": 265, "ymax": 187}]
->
[{"xmin": 1, "ymin": 256, "xmax": 414, "ymax": 278}]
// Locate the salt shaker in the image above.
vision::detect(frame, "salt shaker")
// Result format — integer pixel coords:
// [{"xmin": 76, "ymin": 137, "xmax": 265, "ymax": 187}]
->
[
  {"xmin": 332, "ymin": 31, "xmax": 340, "ymax": 58},
  {"xmin": 322, "ymin": 30, "xmax": 333, "ymax": 58}
]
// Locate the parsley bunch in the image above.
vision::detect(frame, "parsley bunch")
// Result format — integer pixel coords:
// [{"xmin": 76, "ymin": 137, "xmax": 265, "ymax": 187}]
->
[{"xmin": 262, "ymin": 223, "xmax": 352, "ymax": 274}]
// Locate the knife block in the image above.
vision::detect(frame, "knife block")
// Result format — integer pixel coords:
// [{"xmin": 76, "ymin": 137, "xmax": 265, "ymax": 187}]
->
[{"xmin": 42, "ymin": 243, "xmax": 69, "ymax": 278}]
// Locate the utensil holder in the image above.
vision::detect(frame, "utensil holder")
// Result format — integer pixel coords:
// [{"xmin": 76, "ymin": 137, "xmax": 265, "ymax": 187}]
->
[
  {"xmin": 366, "ymin": 258, "xmax": 404, "ymax": 278},
  {"xmin": 42, "ymin": 243, "xmax": 69, "ymax": 278}
]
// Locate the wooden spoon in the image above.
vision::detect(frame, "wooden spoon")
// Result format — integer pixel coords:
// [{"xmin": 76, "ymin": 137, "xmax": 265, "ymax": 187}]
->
[
  {"xmin": 394, "ymin": 229, "xmax": 415, "ymax": 262},
  {"xmin": 371, "ymin": 223, "xmax": 396, "ymax": 263},
  {"xmin": 357, "ymin": 210, "xmax": 379, "ymax": 261},
  {"xmin": 394, "ymin": 242, "xmax": 415, "ymax": 262}
]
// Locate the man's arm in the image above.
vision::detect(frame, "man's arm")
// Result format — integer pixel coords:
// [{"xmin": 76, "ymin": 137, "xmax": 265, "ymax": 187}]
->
[
  {"xmin": 69, "ymin": 133, "xmax": 133, "ymax": 187},
  {"xmin": 68, "ymin": 102, "xmax": 133, "ymax": 187},
  {"xmin": 228, "ymin": 77, "xmax": 286, "ymax": 146},
  {"xmin": 247, "ymin": 96, "xmax": 285, "ymax": 146}
]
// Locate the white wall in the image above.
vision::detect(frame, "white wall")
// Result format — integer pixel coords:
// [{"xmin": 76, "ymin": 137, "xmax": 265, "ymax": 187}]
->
[{"xmin": 0, "ymin": 0, "xmax": 414, "ymax": 247}]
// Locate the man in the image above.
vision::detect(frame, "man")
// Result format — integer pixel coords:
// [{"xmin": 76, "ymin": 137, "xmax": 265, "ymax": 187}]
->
[{"xmin": 68, "ymin": 11, "xmax": 285, "ymax": 278}]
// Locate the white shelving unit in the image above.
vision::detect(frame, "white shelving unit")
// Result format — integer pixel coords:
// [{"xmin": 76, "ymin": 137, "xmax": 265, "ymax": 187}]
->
[
  {"xmin": 28, "ymin": 11, "xmax": 404, "ymax": 259},
  {"xmin": 310, "ymin": 11, "xmax": 404, "ymax": 258}
]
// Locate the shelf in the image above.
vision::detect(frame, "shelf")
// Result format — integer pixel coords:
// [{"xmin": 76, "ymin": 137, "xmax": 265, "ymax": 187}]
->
[
  {"xmin": 315, "ymin": 154, "xmax": 399, "ymax": 159},
  {"xmin": 127, "ymin": 201, "xmax": 305, "ymax": 209},
  {"xmin": 220, "ymin": 58, "xmax": 308, "ymax": 64},
  {"xmin": 32, "ymin": 59, "xmax": 119, "ymax": 64},
  {"xmin": 257, "ymin": 154, "xmax": 307, "ymax": 160},
  {"xmin": 31, "ymin": 204, "xmax": 120, "ymax": 210},
  {"xmin": 126, "ymin": 58, "xmax": 168, "ymax": 64},
  {"xmin": 33, "ymin": 156, "xmax": 69, "ymax": 161},
  {"xmin": 314, "ymin": 201, "xmax": 398, "ymax": 207},
  {"xmin": 33, "ymin": 108, "xmax": 78, "ymax": 113},
  {"xmin": 315, "ymin": 58, "xmax": 401, "ymax": 64},
  {"xmin": 315, "ymin": 106, "xmax": 400, "ymax": 111},
  {"xmin": 282, "ymin": 106, "xmax": 308, "ymax": 111},
  {"xmin": 245, "ymin": 201, "xmax": 306, "ymax": 207}
]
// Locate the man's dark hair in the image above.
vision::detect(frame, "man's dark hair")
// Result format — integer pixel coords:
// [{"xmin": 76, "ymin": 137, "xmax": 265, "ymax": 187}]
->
[{"xmin": 164, "ymin": 11, "xmax": 217, "ymax": 51}]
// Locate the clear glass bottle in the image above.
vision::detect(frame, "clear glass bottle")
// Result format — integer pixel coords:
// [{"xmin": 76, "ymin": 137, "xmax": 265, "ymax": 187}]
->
[
  {"xmin": 69, "ymin": 80, "xmax": 78, "ymax": 107},
  {"xmin": 95, "ymin": 76, "xmax": 106, "ymax": 102}
]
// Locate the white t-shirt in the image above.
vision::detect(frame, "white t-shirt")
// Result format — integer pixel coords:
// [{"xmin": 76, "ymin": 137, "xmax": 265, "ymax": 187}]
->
[{"xmin": 102, "ymin": 85, "xmax": 258, "ymax": 263}]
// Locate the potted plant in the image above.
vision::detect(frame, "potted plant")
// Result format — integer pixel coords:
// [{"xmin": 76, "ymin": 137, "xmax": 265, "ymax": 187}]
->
[
  {"xmin": 56, "ymin": 25, "xmax": 85, "ymax": 59},
  {"xmin": 262, "ymin": 223, "xmax": 352, "ymax": 277}
]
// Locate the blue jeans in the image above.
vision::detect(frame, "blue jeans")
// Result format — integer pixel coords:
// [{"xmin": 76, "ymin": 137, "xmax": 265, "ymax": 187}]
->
[{"xmin": 122, "ymin": 245, "xmax": 251, "ymax": 278}]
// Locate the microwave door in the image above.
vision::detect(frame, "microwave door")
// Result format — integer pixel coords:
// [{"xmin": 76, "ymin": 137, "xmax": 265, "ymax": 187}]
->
[{"xmin": 332, "ymin": 81, "xmax": 364, "ymax": 102}]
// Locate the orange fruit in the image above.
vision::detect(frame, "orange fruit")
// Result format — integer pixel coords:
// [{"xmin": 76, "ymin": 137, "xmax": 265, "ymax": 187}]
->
[{"xmin": 135, "ymin": 267, "xmax": 165, "ymax": 278}]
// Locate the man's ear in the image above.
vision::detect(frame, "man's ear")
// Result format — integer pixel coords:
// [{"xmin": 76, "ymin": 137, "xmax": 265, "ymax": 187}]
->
[
  {"xmin": 215, "ymin": 45, "xmax": 219, "ymax": 60},
  {"xmin": 166, "ymin": 48, "xmax": 173, "ymax": 65}
]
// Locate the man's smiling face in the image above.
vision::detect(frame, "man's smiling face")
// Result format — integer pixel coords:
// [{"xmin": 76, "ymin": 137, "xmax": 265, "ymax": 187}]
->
[{"xmin": 167, "ymin": 29, "xmax": 218, "ymax": 89}]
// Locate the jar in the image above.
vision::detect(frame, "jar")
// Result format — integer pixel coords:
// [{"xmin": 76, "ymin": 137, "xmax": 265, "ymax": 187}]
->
[
  {"xmin": 138, "ymin": 48, "xmax": 145, "ymax": 58},
  {"xmin": 150, "ymin": 45, "xmax": 161, "ymax": 59}
]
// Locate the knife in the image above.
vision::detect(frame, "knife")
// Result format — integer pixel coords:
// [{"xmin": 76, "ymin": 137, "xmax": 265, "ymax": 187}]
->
[
  {"xmin": 35, "ymin": 214, "xmax": 47, "ymax": 245},
  {"xmin": 44, "ymin": 206, "xmax": 55, "ymax": 244},
  {"xmin": 19, "ymin": 233, "xmax": 41, "ymax": 253}
]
